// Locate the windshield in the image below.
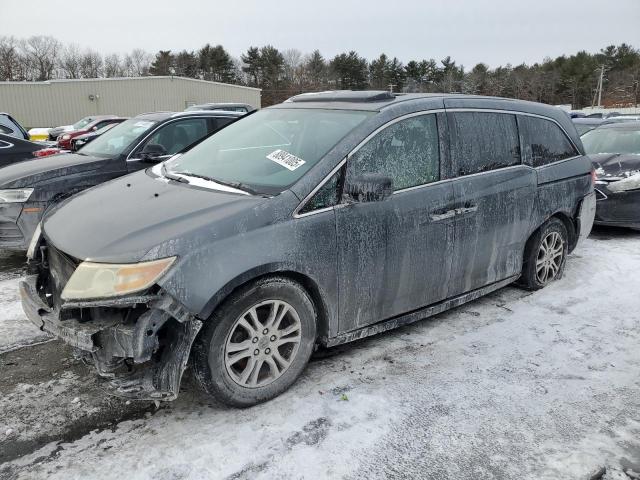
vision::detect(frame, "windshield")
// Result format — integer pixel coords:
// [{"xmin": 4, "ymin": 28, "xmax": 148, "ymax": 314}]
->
[
  {"xmin": 582, "ymin": 127, "xmax": 640, "ymax": 155},
  {"xmin": 164, "ymin": 108, "xmax": 373, "ymax": 195},
  {"xmin": 80, "ymin": 118, "xmax": 158, "ymax": 157},
  {"xmin": 72, "ymin": 117, "xmax": 93, "ymax": 130}
]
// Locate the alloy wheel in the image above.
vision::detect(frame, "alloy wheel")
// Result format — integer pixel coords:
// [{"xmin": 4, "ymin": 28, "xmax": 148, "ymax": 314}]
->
[
  {"xmin": 535, "ymin": 231, "xmax": 564, "ymax": 285},
  {"xmin": 224, "ymin": 300, "xmax": 302, "ymax": 388}
]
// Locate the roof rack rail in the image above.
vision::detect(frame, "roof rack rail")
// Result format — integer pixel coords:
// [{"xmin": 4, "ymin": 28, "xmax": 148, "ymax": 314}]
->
[{"xmin": 287, "ymin": 90, "xmax": 397, "ymax": 103}]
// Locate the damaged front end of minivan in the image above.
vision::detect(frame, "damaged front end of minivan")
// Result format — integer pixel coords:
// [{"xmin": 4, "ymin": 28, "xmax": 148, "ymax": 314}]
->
[{"xmin": 20, "ymin": 239, "xmax": 202, "ymax": 401}]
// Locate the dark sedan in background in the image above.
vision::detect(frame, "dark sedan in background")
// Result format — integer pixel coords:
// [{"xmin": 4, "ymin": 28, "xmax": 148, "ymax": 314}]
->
[
  {"xmin": 583, "ymin": 122, "xmax": 640, "ymax": 230},
  {"xmin": 0, "ymin": 133, "xmax": 64, "ymax": 168},
  {"xmin": 0, "ymin": 110, "xmax": 243, "ymax": 250}
]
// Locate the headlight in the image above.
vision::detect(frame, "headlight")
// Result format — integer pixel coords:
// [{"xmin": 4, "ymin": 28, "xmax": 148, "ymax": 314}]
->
[
  {"xmin": 0, "ymin": 188, "xmax": 34, "ymax": 203},
  {"xmin": 26, "ymin": 222, "xmax": 42, "ymax": 259},
  {"xmin": 608, "ymin": 173, "xmax": 640, "ymax": 193},
  {"xmin": 61, "ymin": 134, "xmax": 71, "ymax": 140},
  {"xmin": 61, "ymin": 257, "xmax": 176, "ymax": 300}
]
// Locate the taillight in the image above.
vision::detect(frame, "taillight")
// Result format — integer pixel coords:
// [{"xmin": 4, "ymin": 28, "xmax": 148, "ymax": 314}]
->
[
  {"xmin": 33, "ymin": 148, "xmax": 61, "ymax": 158},
  {"xmin": 590, "ymin": 169, "xmax": 597, "ymax": 185}
]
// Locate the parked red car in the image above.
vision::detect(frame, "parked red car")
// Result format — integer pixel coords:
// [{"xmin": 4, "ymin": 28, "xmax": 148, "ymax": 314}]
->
[{"xmin": 56, "ymin": 116, "xmax": 126, "ymax": 149}]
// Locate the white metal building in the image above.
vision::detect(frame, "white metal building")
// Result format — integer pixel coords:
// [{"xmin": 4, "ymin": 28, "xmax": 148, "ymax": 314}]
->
[{"xmin": 0, "ymin": 76, "xmax": 261, "ymax": 128}]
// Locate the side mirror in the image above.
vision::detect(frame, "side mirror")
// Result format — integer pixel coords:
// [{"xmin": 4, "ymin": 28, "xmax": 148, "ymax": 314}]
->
[
  {"xmin": 139, "ymin": 143, "xmax": 168, "ymax": 161},
  {"xmin": 344, "ymin": 173, "xmax": 393, "ymax": 203}
]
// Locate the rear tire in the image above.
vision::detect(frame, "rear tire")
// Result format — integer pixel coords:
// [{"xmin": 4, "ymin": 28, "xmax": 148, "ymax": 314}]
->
[
  {"xmin": 519, "ymin": 217, "xmax": 568, "ymax": 291},
  {"xmin": 192, "ymin": 276, "xmax": 317, "ymax": 407}
]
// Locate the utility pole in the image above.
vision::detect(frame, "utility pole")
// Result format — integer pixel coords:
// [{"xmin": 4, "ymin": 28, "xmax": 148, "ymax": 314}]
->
[
  {"xmin": 592, "ymin": 65, "xmax": 605, "ymax": 108},
  {"xmin": 388, "ymin": 83, "xmax": 396, "ymax": 93},
  {"xmin": 597, "ymin": 65, "xmax": 604, "ymax": 107}
]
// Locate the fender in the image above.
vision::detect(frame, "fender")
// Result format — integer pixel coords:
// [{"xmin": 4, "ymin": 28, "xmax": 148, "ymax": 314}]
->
[{"xmin": 198, "ymin": 262, "xmax": 335, "ymax": 341}]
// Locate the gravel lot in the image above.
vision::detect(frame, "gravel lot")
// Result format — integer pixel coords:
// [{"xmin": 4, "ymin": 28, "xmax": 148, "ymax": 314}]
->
[{"xmin": 1, "ymin": 228, "xmax": 639, "ymax": 480}]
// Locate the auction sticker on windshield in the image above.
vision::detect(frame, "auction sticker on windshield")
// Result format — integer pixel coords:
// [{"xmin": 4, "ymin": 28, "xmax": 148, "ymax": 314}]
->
[{"xmin": 267, "ymin": 149, "xmax": 306, "ymax": 171}]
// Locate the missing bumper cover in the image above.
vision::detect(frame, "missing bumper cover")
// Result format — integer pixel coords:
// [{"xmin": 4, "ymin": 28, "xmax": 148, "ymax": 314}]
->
[{"xmin": 20, "ymin": 275, "xmax": 203, "ymax": 401}]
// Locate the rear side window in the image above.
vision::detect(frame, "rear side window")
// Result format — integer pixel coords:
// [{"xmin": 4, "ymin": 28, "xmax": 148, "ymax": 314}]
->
[
  {"xmin": 347, "ymin": 114, "xmax": 440, "ymax": 191},
  {"xmin": 519, "ymin": 116, "xmax": 578, "ymax": 167},
  {"xmin": 449, "ymin": 112, "xmax": 520, "ymax": 176}
]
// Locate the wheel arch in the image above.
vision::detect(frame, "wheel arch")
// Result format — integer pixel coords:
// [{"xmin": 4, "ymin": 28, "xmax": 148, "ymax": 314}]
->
[
  {"xmin": 549, "ymin": 210, "xmax": 577, "ymax": 252},
  {"xmin": 198, "ymin": 263, "xmax": 332, "ymax": 342}
]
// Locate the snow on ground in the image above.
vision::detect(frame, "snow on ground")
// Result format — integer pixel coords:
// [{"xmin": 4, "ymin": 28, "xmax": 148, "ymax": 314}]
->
[
  {"xmin": 0, "ymin": 252, "xmax": 51, "ymax": 353},
  {"xmin": 1, "ymin": 231, "xmax": 640, "ymax": 479}
]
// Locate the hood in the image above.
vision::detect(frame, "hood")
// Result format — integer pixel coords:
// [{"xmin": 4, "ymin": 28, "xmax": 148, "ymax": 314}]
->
[
  {"xmin": 0, "ymin": 152, "xmax": 109, "ymax": 188},
  {"xmin": 42, "ymin": 169, "xmax": 267, "ymax": 263},
  {"xmin": 590, "ymin": 153, "xmax": 640, "ymax": 179}
]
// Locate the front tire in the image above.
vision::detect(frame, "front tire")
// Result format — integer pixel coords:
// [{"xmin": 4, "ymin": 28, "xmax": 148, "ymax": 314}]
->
[
  {"xmin": 519, "ymin": 217, "xmax": 568, "ymax": 290},
  {"xmin": 193, "ymin": 276, "xmax": 317, "ymax": 407}
]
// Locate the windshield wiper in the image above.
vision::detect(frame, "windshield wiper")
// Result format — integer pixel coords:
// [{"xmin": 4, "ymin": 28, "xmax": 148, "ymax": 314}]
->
[
  {"xmin": 161, "ymin": 164, "xmax": 189, "ymax": 183},
  {"xmin": 178, "ymin": 172, "xmax": 263, "ymax": 196}
]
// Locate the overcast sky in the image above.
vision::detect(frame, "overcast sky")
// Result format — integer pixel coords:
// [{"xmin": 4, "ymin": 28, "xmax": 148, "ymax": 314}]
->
[{"xmin": 1, "ymin": 0, "xmax": 639, "ymax": 67}]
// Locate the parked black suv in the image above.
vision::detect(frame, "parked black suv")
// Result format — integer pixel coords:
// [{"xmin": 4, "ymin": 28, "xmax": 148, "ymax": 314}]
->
[
  {"xmin": 22, "ymin": 91, "xmax": 596, "ymax": 407},
  {"xmin": 0, "ymin": 110, "xmax": 242, "ymax": 250}
]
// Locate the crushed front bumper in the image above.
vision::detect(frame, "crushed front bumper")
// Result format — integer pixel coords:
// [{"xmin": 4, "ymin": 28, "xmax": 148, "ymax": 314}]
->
[{"xmin": 20, "ymin": 274, "xmax": 202, "ymax": 401}]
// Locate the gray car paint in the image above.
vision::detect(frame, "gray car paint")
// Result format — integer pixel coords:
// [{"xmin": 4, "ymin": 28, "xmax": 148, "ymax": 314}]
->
[{"xmin": 26, "ymin": 92, "xmax": 595, "ymax": 400}]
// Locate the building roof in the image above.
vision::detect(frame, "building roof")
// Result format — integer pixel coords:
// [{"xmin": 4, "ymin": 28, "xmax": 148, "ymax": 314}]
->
[{"xmin": 0, "ymin": 76, "xmax": 261, "ymax": 92}]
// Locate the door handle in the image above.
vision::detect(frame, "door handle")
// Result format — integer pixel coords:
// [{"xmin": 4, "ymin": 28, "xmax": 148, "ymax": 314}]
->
[
  {"xmin": 429, "ymin": 209, "xmax": 457, "ymax": 221},
  {"xmin": 455, "ymin": 204, "xmax": 478, "ymax": 215}
]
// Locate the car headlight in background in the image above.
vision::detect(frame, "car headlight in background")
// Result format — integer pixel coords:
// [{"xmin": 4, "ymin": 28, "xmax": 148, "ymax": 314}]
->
[
  {"xmin": 61, "ymin": 257, "xmax": 176, "ymax": 300},
  {"xmin": 26, "ymin": 222, "xmax": 42, "ymax": 259},
  {"xmin": 0, "ymin": 188, "xmax": 34, "ymax": 203},
  {"xmin": 607, "ymin": 173, "xmax": 640, "ymax": 194},
  {"xmin": 61, "ymin": 134, "xmax": 71, "ymax": 140}
]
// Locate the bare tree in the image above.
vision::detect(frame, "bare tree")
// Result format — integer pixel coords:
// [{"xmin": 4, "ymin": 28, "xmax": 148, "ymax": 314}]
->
[
  {"xmin": 78, "ymin": 49, "xmax": 102, "ymax": 78},
  {"xmin": 282, "ymin": 48, "xmax": 303, "ymax": 85},
  {"xmin": 103, "ymin": 53, "xmax": 122, "ymax": 77},
  {"xmin": 0, "ymin": 36, "xmax": 22, "ymax": 80},
  {"xmin": 128, "ymin": 48, "xmax": 151, "ymax": 76},
  {"xmin": 58, "ymin": 44, "xmax": 82, "ymax": 79},
  {"xmin": 21, "ymin": 35, "xmax": 61, "ymax": 80}
]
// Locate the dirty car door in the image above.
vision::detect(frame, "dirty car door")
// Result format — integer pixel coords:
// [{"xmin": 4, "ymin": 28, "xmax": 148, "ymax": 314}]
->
[
  {"xmin": 335, "ymin": 113, "xmax": 455, "ymax": 333},
  {"xmin": 446, "ymin": 110, "xmax": 535, "ymax": 296}
]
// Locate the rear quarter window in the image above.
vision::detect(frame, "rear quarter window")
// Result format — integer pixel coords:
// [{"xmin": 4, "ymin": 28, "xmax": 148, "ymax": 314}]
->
[
  {"xmin": 448, "ymin": 112, "xmax": 520, "ymax": 176},
  {"xmin": 519, "ymin": 116, "xmax": 578, "ymax": 167}
]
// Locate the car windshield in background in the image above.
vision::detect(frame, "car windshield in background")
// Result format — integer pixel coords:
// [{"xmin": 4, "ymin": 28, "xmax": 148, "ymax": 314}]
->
[
  {"xmin": 164, "ymin": 108, "xmax": 373, "ymax": 195},
  {"xmin": 72, "ymin": 117, "xmax": 93, "ymax": 130},
  {"xmin": 80, "ymin": 118, "xmax": 158, "ymax": 157},
  {"xmin": 582, "ymin": 127, "xmax": 640, "ymax": 155}
]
